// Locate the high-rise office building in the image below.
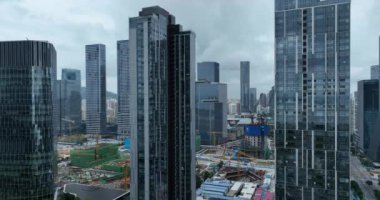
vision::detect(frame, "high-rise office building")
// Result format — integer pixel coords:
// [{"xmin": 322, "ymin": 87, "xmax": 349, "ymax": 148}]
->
[
  {"xmin": 357, "ymin": 80, "xmax": 380, "ymax": 162},
  {"xmin": 249, "ymin": 88, "xmax": 257, "ymax": 113},
  {"xmin": 117, "ymin": 40, "xmax": 130, "ymax": 138},
  {"xmin": 129, "ymin": 6, "xmax": 195, "ymax": 200},
  {"xmin": 86, "ymin": 44, "xmax": 106, "ymax": 135},
  {"xmin": 371, "ymin": 65, "xmax": 380, "ymax": 80},
  {"xmin": 196, "ymin": 81, "xmax": 228, "ymax": 145},
  {"xmin": 197, "ymin": 62, "xmax": 219, "ymax": 82},
  {"xmin": 275, "ymin": 0, "xmax": 351, "ymax": 199},
  {"xmin": 168, "ymin": 24, "xmax": 196, "ymax": 200},
  {"xmin": 0, "ymin": 40, "xmax": 56, "ymax": 199},
  {"xmin": 240, "ymin": 61, "xmax": 250, "ymax": 113},
  {"xmin": 61, "ymin": 68, "xmax": 82, "ymax": 134}
]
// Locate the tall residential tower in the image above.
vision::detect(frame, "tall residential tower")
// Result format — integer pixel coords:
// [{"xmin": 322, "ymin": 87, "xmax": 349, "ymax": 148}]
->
[
  {"xmin": 86, "ymin": 44, "xmax": 106, "ymax": 135},
  {"xmin": 275, "ymin": 0, "xmax": 351, "ymax": 199}
]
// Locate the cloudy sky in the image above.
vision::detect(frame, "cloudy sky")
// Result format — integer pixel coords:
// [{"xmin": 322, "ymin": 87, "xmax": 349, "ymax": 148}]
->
[{"xmin": 0, "ymin": 0, "xmax": 379, "ymax": 98}]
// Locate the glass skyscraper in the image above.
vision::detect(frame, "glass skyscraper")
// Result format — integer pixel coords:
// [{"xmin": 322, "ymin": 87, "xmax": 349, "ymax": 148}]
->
[
  {"xmin": 85, "ymin": 44, "xmax": 106, "ymax": 135},
  {"xmin": 0, "ymin": 40, "xmax": 56, "ymax": 199},
  {"xmin": 197, "ymin": 62, "xmax": 220, "ymax": 82},
  {"xmin": 117, "ymin": 40, "xmax": 130, "ymax": 138},
  {"xmin": 240, "ymin": 61, "xmax": 250, "ymax": 113},
  {"xmin": 275, "ymin": 0, "xmax": 351, "ymax": 199},
  {"xmin": 129, "ymin": 6, "xmax": 196, "ymax": 200},
  {"xmin": 61, "ymin": 68, "xmax": 82, "ymax": 134},
  {"xmin": 357, "ymin": 80, "xmax": 380, "ymax": 162}
]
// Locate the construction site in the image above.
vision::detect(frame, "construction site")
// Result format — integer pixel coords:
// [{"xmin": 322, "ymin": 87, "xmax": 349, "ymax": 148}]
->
[
  {"xmin": 196, "ymin": 140, "xmax": 275, "ymax": 200},
  {"xmin": 56, "ymin": 134, "xmax": 130, "ymax": 190}
]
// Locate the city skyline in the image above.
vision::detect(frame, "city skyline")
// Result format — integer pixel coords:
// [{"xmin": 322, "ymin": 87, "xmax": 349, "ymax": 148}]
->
[{"xmin": 1, "ymin": 0, "xmax": 379, "ymax": 98}]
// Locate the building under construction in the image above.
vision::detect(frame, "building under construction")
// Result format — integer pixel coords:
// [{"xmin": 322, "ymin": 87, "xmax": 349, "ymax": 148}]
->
[
  {"xmin": 70, "ymin": 144, "xmax": 119, "ymax": 168},
  {"xmin": 240, "ymin": 115, "xmax": 271, "ymax": 159}
]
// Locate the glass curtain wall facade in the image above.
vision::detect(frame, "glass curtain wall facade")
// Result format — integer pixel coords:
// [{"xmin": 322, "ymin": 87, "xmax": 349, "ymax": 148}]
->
[
  {"xmin": 196, "ymin": 82, "xmax": 228, "ymax": 145},
  {"xmin": 167, "ymin": 24, "xmax": 196, "ymax": 200},
  {"xmin": 275, "ymin": 0, "xmax": 351, "ymax": 199},
  {"xmin": 61, "ymin": 68, "xmax": 81, "ymax": 134},
  {"xmin": 357, "ymin": 80, "xmax": 380, "ymax": 162},
  {"xmin": 117, "ymin": 40, "xmax": 130, "ymax": 138},
  {"xmin": 85, "ymin": 44, "xmax": 106, "ymax": 135},
  {"xmin": 240, "ymin": 61, "xmax": 250, "ymax": 113},
  {"xmin": 0, "ymin": 40, "xmax": 56, "ymax": 199},
  {"xmin": 197, "ymin": 62, "xmax": 219, "ymax": 82},
  {"xmin": 129, "ymin": 6, "xmax": 196, "ymax": 200}
]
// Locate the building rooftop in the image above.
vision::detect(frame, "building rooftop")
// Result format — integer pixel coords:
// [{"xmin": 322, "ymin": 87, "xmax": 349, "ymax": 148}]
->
[{"xmin": 64, "ymin": 183, "xmax": 128, "ymax": 200}]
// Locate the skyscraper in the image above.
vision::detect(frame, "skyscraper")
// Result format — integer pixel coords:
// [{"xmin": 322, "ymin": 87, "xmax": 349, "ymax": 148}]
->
[
  {"xmin": 371, "ymin": 65, "xmax": 380, "ymax": 80},
  {"xmin": 275, "ymin": 0, "xmax": 351, "ymax": 199},
  {"xmin": 129, "ymin": 6, "xmax": 195, "ymax": 200},
  {"xmin": 117, "ymin": 40, "xmax": 130, "ymax": 138},
  {"xmin": 167, "ymin": 24, "xmax": 196, "ymax": 200},
  {"xmin": 249, "ymin": 88, "xmax": 257, "ymax": 113},
  {"xmin": 61, "ymin": 68, "xmax": 82, "ymax": 134},
  {"xmin": 196, "ymin": 81, "xmax": 228, "ymax": 145},
  {"xmin": 357, "ymin": 80, "xmax": 380, "ymax": 162},
  {"xmin": 0, "ymin": 40, "xmax": 56, "ymax": 199},
  {"xmin": 86, "ymin": 44, "xmax": 106, "ymax": 135},
  {"xmin": 240, "ymin": 61, "xmax": 250, "ymax": 113},
  {"xmin": 197, "ymin": 62, "xmax": 219, "ymax": 82}
]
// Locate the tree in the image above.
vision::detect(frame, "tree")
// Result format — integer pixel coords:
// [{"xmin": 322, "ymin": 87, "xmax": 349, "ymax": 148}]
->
[
  {"xmin": 374, "ymin": 189, "xmax": 380, "ymax": 200},
  {"xmin": 351, "ymin": 180, "xmax": 364, "ymax": 200},
  {"xmin": 366, "ymin": 180, "xmax": 373, "ymax": 185},
  {"xmin": 217, "ymin": 161, "xmax": 224, "ymax": 169},
  {"xmin": 203, "ymin": 171, "xmax": 214, "ymax": 180},
  {"xmin": 196, "ymin": 174, "xmax": 202, "ymax": 188}
]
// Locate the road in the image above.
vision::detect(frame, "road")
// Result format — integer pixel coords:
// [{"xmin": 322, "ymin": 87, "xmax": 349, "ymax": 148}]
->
[{"xmin": 351, "ymin": 155, "xmax": 380, "ymax": 200}]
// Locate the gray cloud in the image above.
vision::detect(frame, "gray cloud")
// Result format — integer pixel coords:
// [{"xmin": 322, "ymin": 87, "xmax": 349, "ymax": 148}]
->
[{"xmin": 0, "ymin": 0, "xmax": 378, "ymax": 98}]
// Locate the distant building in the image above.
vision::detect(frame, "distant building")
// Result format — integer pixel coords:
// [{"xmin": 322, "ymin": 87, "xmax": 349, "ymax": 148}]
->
[
  {"xmin": 0, "ymin": 40, "xmax": 56, "ymax": 199},
  {"xmin": 197, "ymin": 62, "xmax": 219, "ymax": 82},
  {"xmin": 86, "ymin": 44, "xmax": 106, "ymax": 135},
  {"xmin": 268, "ymin": 86, "xmax": 274, "ymax": 117},
  {"xmin": 196, "ymin": 61, "xmax": 227, "ymax": 145},
  {"xmin": 249, "ymin": 88, "xmax": 257, "ymax": 113},
  {"xmin": 357, "ymin": 80, "xmax": 380, "ymax": 162},
  {"xmin": 61, "ymin": 68, "xmax": 82, "ymax": 134},
  {"xmin": 350, "ymin": 92, "xmax": 359, "ymax": 147},
  {"xmin": 259, "ymin": 93, "xmax": 267, "ymax": 108},
  {"xmin": 371, "ymin": 65, "xmax": 380, "ymax": 80},
  {"xmin": 240, "ymin": 61, "xmax": 250, "ymax": 113},
  {"xmin": 129, "ymin": 6, "xmax": 196, "ymax": 200},
  {"xmin": 107, "ymin": 98, "xmax": 118, "ymax": 124},
  {"xmin": 196, "ymin": 81, "xmax": 228, "ymax": 145},
  {"xmin": 117, "ymin": 40, "xmax": 130, "ymax": 138},
  {"xmin": 57, "ymin": 80, "xmax": 62, "ymax": 135}
]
